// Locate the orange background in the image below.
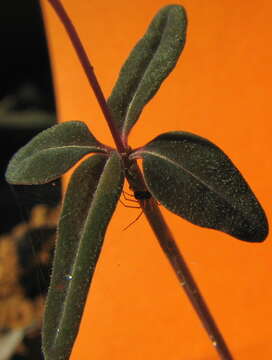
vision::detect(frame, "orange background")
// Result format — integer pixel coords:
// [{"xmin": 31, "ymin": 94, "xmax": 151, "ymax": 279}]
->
[{"xmin": 41, "ymin": 1, "xmax": 272, "ymax": 359}]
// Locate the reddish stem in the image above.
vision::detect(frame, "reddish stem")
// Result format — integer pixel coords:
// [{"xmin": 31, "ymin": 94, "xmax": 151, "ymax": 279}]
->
[
  {"xmin": 143, "ymin": 198, "xmax": 233, "ymax": 360},
  {"xmin": 47, "ymin": 0, "xmax": 126, "ymax": 154}
]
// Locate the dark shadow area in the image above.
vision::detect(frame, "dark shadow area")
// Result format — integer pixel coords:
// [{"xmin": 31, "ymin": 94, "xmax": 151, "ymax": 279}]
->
[
  {"xmin": 0, "ymin": 1, "xmax": 60, "ymax": 359},
  {"xmin": 0, "ymin": 0, "xmax": 60, "ymax": 234}
]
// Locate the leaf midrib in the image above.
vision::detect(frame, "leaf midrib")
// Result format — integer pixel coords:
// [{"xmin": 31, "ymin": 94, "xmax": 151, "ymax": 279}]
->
[
  {"xmin": 19, "ymin": 145, "xmax": 105, "ymax": 162},
  {"xmin": 122, "ymin": 15, "xmax": 169, "ymax": 137},
  {"xmin": 52, "ymin": 155, "xmax": 112, "ymax": 350},
  {"xmin": 142, "ymin": 149, "xmax": 238, "ymax": 210},
  {"xmin": 33, "ymin": 144, "xmax": 103, "ymax": 152}
]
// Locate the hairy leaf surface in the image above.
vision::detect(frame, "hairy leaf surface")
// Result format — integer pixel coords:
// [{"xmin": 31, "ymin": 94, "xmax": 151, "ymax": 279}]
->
[
  {"xmin": 132, "ymin": 132, "xmax": 268, "ymax": 242},
  {"xmin": 42, "ymin": 152, "xmax": 124, "ymax": 360},
  {"xmin": 107, "ymin": 5, "xmax": 187, "ymax": 143},
  {"xmin": 5, "ymin": 121, "xmax": 108, "ymax": 184}
]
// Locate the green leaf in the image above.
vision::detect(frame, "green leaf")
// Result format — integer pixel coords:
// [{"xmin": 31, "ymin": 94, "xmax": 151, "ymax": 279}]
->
[
  {"xmin": 42, "ymin": 151, "xmax": 124, "ymax": 360},
  {"xmin": 131, "ymin": 132, "xmax": 268, "ymax": 242},
  {"xmin": 107, "ymin": 5, "xmax": 187, "ymax": 143},
  {"xmin": 5, "ymin": 121, "xmax": 109, "ymax": 184}
]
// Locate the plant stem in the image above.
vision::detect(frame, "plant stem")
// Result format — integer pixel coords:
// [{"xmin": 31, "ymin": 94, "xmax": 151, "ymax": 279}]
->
[
  {"xmin": 46, "ymin": 0, "xmax": 126, "ymax": 154},
  {"xmin": 126, "ymin": 163, "xmax": 234, "ymax": 360},
  {"xmin": 143, "ymin": 199, "xmax": 233, "ymax": 360},
  {"xmin": 45, "ymin": 1, "xmax": 234, "ymax": 359}
]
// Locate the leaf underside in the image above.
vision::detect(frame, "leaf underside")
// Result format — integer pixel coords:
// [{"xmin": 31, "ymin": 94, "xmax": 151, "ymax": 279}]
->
[
  {"xmin": 5, "ymin": 121, "xmax": 108, "ymax": 184},
  {"xmin": 135, "ymin": 132, "xmax": 268, "ymax": 242},
  {"xmin": 42, "ymin": 151, "xmax": 124, "ymax": 360},
  {"xmin": 107, "ymin": 4, "xmax": 187, "ymax": 143}
]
